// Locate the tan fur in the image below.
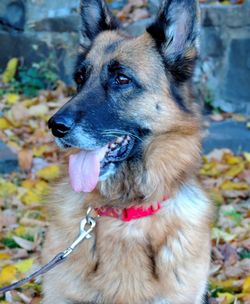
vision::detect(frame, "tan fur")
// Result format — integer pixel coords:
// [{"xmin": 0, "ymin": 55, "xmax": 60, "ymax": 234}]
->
[
  {"xmin": 43, "ymin": 179, "xmax": 212, "ymax": 304},
  {"xmin": 42, "ymin": 30, "xmax": 213, "ymax": 304}
]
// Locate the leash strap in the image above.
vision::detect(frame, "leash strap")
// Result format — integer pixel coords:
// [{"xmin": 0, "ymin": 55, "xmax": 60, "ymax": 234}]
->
[
  {"xmin": 0, "ymin": 252, "xmax": 65, "ymax": 294},
  {"xmin": 0, "ymin": 209, "xmax": 97, "ymax": 295}
]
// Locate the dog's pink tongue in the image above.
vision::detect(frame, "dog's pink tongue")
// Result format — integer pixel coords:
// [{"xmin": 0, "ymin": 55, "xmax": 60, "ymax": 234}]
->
[{"xmin": 69, "ymin": 147, "xmax": 107, "ymax": 193}]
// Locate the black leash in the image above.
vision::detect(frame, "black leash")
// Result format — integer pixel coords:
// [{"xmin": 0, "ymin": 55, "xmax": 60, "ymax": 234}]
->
[
  {"xmin": 0, "ymin": 252, "xmax": 65, "ymax": 294},
  {"xmin": 0, "ymin": 210, "xmax": 97, "ymax": 294}
]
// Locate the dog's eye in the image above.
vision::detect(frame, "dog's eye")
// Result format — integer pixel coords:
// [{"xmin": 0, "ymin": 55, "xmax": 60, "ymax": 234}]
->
[
  {"xmin": 115, "ymin": 74, "xmax": 131, "ymax": 85},
  {"xmin": 75, "ymin": 72, "xmax": 85, "ymax": 86}
]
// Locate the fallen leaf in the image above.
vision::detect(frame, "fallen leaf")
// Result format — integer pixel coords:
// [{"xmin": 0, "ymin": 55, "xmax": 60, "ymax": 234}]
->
[
  {"xmin": 28, "ymin": 104, "xmax": 49, "ymax": 118},
  {"xmin": 12, "ymin": 249, "xmax": 29, "ymax": 260},
  {"xmin": 36, "ymin": 165, "xmax": 60, "ymax": 181},
  {"xmin": 217, "ymin": 292, "xmax": 235, "ymax": 303},
  {"xmin": 210, "ymin": 113, "xmax": 225, "ymax": 121},
  {"xmin": 206, "ymin": 149, "xmax": 232, "ymax": 162},
  {"xmin": 35, "ymin": 180, "xmax": 49, "ymax": 195},
  {"xmin": 0, "ymin": 265, "xmax": 17, "ymax": 285},
  {"xmin": 224, "ymin": 265, "xmax": 243, "ymax": 279},
  {"xmin": 18, "ymin": 149, "xmax": 33, "ymax": 171},
  {"xmin": 22, "ymin": 98, "xmax": 38, "ymax": 108},
  {"xmin": 32, "ymin": 145, "xmax": 49, "ymax": 157},
  {"xmin": 14, "ymin": 226, "xmax": 27, "ymax": 237},
  {"xmin": 238, "ymin": 293, "xmax": 250, "ymax": 302},
  {"xmin": 5, "ymin": 93, "xmax": 19, "ymax": 105},
  {"xmin": 0, "ymin": 253, "xmax": 11, "ymax": 260},
  {"xmin": 15, "ymin": 259, "xmax": 33, "ymax": 274},
  {"xmin": 224, "ymin": 163, "xmax": 245, "ymax": 178},
  {"xmin": 210, "ymin": 278, "xmax": 243, "ymax": 292},
  {"xmin": 12, "ymin": 236, "xmax": 34, "ymax": 251},
  {"xmin": 20, "ymin": 180, "xmax": 48, "ymax": 205},
  {"xmin": 242, "ymin": 277, "xmax": 250, "ymax": 293},
  {"xmin": 0, "ymin": 213, "xmax": 16, "ymax": 231},
  {"xmin": 21, "ymin": 190, "xmax": 41, "ymax": 205},
  {"xmin": 222, "ymin": 189, "xmax": 249, "ymax": 199},
  {"xmin": 5, "ymin": 103, "xmax": 29, "ymax": 127},
  {"xmin": 223, "ymin": 153, "xmax": 242, "ymax": 165},
  {"xmin": 200, "ymin": 162, "xmax": 227, "ymax": 177},
  {"xmin": 220, "ymin": 180, "xmax": 249, "ymax": 191},
  {"xmin": 21, "ymin": 179, "xmax": 35, "ymax": 190},
  {"xmin": 223, "ymin": 210, "xmax": 242, "ymax": 225},
  {"xmin": 0, "ymin": 179, "xmax": 17, "ymax": 198},
  {"xmin": 218, "ymin": 244, "xmax": 238, "ymax": 265},
  {"xmin": 0, "ymin": 117, "xmax": 12, "ymax": 129},
  {"xmin": 212, "ymin": 228, "xmax": 236, "ymax": 242},
  {"xmin": 209, "ymin": 263, "xmax": 222, "ymax": 276},
  {"xmin": 243, "ymin": 152, "xmax": 250, "ymax": 162},
  {"xmin": 209, "ymin": 188, "xmax": 225, "ymax": 205},
  {"xmin": 20, "ymin": 217, "xmax": 48, "ymax": 227},
  {"xmin": 240, "ymin": 239, "xmax": 250, "ymax": 250},
  {"xmin": 2, "ymin": 58, "xmax": 18, "ymax": 83},
  {"xmin": 240, "ymin": 259, "xmax": 250, "ymax": 274},
  {"xmin": 225, "ymin": 259, "xmax": 250, "ymax": 278}
]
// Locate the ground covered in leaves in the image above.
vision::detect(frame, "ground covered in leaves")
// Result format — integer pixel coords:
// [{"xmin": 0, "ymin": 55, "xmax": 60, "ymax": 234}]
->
[
  {"xmin": 110, "ymin": 0, "xmax": 244, "ymax": 26},
  {"xmin": 0, "ymin": 61, "xmax": 250, "ymax": 304}
]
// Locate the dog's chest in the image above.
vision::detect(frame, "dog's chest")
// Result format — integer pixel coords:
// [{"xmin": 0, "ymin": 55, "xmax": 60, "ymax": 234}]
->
[
  {"xmin": 43, "ymin": 182, "xmax": 211, "ymax": 304},
  {"xmin": 79, "ymin": 220, "xmax": 161, "ymax": 300}
]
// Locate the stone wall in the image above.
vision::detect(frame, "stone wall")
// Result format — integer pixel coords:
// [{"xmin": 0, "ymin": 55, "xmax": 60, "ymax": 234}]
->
[
  {"xmin": 197, "ymin": 2, "xmax": 250, "ymax": 114},
  {"xmin": 0, "ymin": 0, "xmax": 249, "ymax": 113},
  {"xmin": 0, "ymin": 0, "xmax": 81, "ymax": 83}
]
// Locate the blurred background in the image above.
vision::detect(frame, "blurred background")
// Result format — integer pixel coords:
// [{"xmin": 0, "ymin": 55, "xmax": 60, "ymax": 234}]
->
[{"xmin": 0, "ymin": 1, "xmax": 250, "ymax": 303}]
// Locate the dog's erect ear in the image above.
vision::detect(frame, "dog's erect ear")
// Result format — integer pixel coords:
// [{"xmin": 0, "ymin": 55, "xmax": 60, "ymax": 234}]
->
[
  {"xmin": 80, "ymin": 0, "xmax": 119, "ymax": 50},
  {"xmin": 147, "ymin": 0, "xmax": 199, "ymax": 82}
]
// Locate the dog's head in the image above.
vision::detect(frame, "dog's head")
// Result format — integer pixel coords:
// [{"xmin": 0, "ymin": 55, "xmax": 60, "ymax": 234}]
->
[{"xmin": 48, "ymin": 0, "xmax": 201, "ymax": 200}]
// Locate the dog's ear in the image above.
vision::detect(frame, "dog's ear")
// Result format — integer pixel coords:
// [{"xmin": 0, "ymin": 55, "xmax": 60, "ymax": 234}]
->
[
  {"xmin": 80, "ymin": 0, "xmax": 119, "ymax": 50},
  {"xmin": 147, "ymin": 0, "xmax": 199, "ymax": 82}
]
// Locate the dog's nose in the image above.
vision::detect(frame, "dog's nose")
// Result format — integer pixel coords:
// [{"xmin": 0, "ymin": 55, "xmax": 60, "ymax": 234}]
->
[{"xmin": 48, "ymin": 115, "xmax": 73, "ymax": 138}]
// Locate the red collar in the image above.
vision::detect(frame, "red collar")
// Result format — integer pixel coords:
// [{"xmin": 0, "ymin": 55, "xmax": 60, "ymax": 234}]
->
[{"xmin": 94, "ymin": 196, "xmax": 168, "ymax": 222}]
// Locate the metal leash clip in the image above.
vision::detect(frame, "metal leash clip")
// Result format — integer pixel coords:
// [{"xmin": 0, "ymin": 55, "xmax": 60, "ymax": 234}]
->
[{"xmin": 63, "ymin": 208, "xmax": 97, "ymax": 258}]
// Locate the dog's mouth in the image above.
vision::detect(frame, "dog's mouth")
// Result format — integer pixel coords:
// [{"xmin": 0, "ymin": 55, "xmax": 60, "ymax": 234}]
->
[
  {"xmin": 101, "ymin": 135, "xmax": 134, "ymax": 166},
  {"xmin": 68, "ymin": 135, "xmax": 135, "ymax": 193}
]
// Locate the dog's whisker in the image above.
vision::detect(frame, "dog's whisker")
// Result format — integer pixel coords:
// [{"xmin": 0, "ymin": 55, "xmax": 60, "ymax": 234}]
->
[{"xmin": 101, "ymin": 130, "xmax": 143, "ymax": 142}]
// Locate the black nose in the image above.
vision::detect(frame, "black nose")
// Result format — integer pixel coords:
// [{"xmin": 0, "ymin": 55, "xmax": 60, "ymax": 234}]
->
[{"xmin": 48, "ymin": 115, "xmax": 73, "ymax": 138}]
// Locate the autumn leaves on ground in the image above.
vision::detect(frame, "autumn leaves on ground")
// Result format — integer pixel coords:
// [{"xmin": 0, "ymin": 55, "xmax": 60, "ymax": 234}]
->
[{"xmin": 0, "ymin": 58, "xmax": 250, "ymax": 304}]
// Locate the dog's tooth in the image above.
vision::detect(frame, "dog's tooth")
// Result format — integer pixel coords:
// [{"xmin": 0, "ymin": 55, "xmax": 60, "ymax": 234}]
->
[{"xmin": 116, "ymin": 137, "xmax": 123, "ymax": 144}]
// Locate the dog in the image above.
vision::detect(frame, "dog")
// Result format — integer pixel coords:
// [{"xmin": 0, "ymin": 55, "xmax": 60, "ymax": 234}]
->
[{"xmin": 42, "ymin": 0, "xmax": 213, "ymax": 303}]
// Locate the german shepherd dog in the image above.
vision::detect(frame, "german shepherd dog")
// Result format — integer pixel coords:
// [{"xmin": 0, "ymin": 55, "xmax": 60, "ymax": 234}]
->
[{"xmin": 43, "ymin": 0, "xmax": 212, "ymax": 303}]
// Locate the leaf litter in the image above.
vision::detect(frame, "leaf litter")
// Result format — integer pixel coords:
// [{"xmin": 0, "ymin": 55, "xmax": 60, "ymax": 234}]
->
[{"xmin": 0, "ymin": 59, "xmax": 250, "ymax": 304}]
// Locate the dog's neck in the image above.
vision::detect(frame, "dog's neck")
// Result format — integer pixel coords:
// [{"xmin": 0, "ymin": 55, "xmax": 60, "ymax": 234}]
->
[
  {"xmin": 97, "ymin": 130, "xmax": 201, "ymax": 207},
  {"xmin": 94, "ymin": 194, "xmax": 168, "ymax": 222}
]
